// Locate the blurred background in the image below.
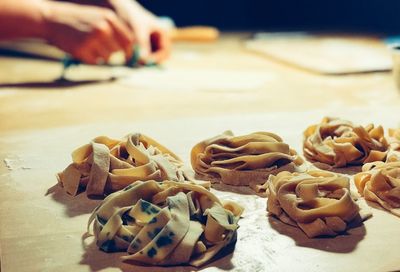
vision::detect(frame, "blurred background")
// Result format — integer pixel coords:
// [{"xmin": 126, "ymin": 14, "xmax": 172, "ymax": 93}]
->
[
  {"xmin": 0, "ymin": 0, "xmax": 398, "ymax": 81},
  {"xmin": 140, "ymin": 0, "xmax": 400, "ymax": 34}
]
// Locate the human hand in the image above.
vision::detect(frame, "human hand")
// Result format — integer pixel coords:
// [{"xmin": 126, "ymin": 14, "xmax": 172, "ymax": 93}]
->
[
  {"xmin": 106, "ymin": 0, "xmax": 171, "ymax": 64},
  {"xmin": 43, "ymin": 1, "xmax": 134, "ymax": 64}
]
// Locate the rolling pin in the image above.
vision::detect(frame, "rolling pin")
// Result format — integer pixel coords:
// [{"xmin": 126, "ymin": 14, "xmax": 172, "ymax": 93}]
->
[{"xmin": 170, "ymin": 26, "xmax": 219, "ymax": 42}]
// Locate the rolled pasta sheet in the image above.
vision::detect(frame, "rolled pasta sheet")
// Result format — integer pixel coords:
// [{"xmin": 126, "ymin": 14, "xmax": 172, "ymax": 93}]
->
[
  {"xmin": 266, "ymin": 171, "xmax": 370, "ymax": 238},
  {"xmin": 57, "ymin": 133, "xmax": 200, "ymax": 197},
  {"xmin": 354, "ymin": 161, "xmax": 400, "ymax": 217},
  {"xmin": 303, "ymin": 117, "xmax": 388, "ymax": 167},
  {"xmin": 88, "ymin": 180, "xmax": 243, "ymax": 267},
  {"xmin": 191, "ymin": 131, "xmax": 303, "ymax": 186}
]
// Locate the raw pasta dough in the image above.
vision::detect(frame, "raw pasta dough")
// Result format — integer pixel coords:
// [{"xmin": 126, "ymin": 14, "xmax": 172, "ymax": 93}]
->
[
  {"xmin": 386, "ymin": 128, "xmax": 400, "ymax": 162},
  {"xmin": 88, "ymin": 180, "xmax": 243, "ymax": 267},
  {"xmin": 354, "ymin": 161, "xmax": 400, "ymax": 217},
  {"xmin": 388, "ymin": 128, "xmax": 400, "ymax": 150},
  {"xmin": 303, "ymin": 117, "xmax": 388, "ymax": 167},
  {"xmin": 191, "ymin": 131, "xmax": 303, "ymax": 186},
  {"xmin": 57, "ymin": 133, "xmax": 199, "ymax": 197},
  {"xmin": 266, "ymin": 170, "xmax": 370, "ymax": 238}
]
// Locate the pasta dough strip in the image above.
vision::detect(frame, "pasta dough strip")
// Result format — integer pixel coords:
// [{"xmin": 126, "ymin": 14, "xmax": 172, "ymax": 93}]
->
[{"xmin": 86, "ymin": 143, "xmax": 110, "ymax": 196}]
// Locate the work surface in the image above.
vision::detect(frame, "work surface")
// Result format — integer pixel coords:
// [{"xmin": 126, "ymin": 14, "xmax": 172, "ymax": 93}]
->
[{"xmin": 1, "ymin": 34, "xmax": 400, "ymax": 272}]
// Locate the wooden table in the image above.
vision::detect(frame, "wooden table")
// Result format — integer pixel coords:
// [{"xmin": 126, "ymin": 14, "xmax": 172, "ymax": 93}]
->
[{"xmin": 1, "ymin": 34, "xmax": 400, "ymax": 272}]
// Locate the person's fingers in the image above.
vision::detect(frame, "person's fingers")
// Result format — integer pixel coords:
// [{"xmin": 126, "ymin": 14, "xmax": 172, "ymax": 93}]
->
[
  {"xmin": 72, "ymin": 36, "xmax": 109, "ymax": 64},
  {"xmin": 87, "ymin": 13, "xmax": 131, "ymax": 63},
  {"xmin": 76, "ymin": 47, "xmax": 100, "ymax": 65},
  {"xmin": 135, "ymin": 29, "xmax": 151, "ymax": 61},
  {"xmin": 94, "ymin": 32, "xmax": 123, "ymax": 62},
  {"xmin": 92, "ymin": 43, "xmax": 112, "ymax": 63},
  {"xmin": 104, "ymin": 11, "xmax": 134, "ymax": 61},
  {"xmin": 102, "ymin": 36, "xmax": 120, "ymax": 55},
  {"xmin": 148, "ymin": 29, "xmax": 171, "ymax": 63}
]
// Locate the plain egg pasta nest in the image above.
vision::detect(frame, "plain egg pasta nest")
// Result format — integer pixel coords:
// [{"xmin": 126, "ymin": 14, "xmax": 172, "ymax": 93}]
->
[
  {"xmin": 303, "ymin": 117, "xmax": 388, "ymax": 168},
  {"xmin": 355, "ymin": 161, "xmax": 400, "ymax": 217},
  {"xmin": 57, "ymin": 133, "xmax": 200, "ymax": 197},
  {"xmin": 265, "ymin": 170, "xmax": 371, "ymax": 238},
  {"xmin": 191, "ymin": 130, "xmax": 303, "ymax": 187}
]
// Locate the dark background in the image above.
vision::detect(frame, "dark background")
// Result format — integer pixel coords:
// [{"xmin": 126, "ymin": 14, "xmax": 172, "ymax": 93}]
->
[{"xmin": 138, "ymin": 0, "xmax": 400, "ymax": 35}]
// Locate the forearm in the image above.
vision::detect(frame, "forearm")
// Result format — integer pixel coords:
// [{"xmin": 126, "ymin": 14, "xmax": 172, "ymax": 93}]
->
[{"xmin": 0, "ymin": 0, "xmax": 48, "ymax": 41}]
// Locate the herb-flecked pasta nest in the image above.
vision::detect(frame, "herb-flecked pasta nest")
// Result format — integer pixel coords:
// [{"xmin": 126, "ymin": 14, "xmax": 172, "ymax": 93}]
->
[{"xmin": 88, "ymin": 180, "xmax": 244, "ymax": 267}]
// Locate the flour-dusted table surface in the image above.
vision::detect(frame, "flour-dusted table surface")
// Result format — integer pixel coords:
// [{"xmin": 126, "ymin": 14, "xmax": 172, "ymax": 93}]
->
[
  {"xmin": 1, "ymin": 109, "xmax": 400, "ymax": 272},
  {"xmin": 1, "ymin": 34, "xmax": 400, "ymax": 272}
]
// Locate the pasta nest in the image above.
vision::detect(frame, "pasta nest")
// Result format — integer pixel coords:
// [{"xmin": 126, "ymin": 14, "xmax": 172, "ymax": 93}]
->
[
  {"xmin": 355, "ymin": 161, "xmax": 400, "ymax": 217},
  {"xmin": 388, "ymin": 128, "xmax": 400, "ymax": 151},
  {"xmin": 266, "ymin": 170, "xmax": 370, "ymax": 238},
  {"xmin": 88, "ymin": 180, "xmax": 243, "ymax": 267},
  {"xmin": 303, "ymin": 117, "xmax": 388, "ymax": 167},
  {"xmin": 191, "ymin": 131, "xmax": 303, "ymax": 186},
  {"xmin": 57, "ymin": 133, "xmax": 200, "ymax": 197}
]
